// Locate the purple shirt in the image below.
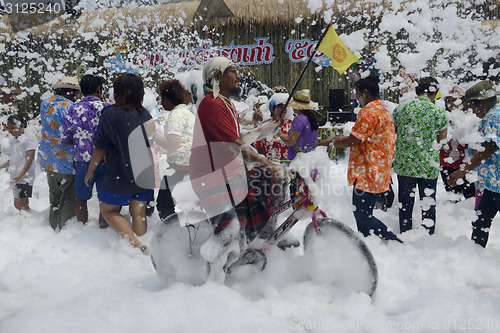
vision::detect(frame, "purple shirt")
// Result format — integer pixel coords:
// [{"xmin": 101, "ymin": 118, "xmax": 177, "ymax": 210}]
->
[
  {"xmin": 61, "ymin": 96, "xmax": 110, "ymax": 162},
  {"xmin": 288, "ymin": 113, "xmax": 318, "ymax": 161}
]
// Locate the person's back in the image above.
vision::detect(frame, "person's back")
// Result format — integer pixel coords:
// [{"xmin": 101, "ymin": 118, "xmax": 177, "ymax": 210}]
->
[
  {"xmin": 393, "ymin": 77, "xmax": 448, "ymax": 235},
  {"xmin": 289, "ymin": 113, "xmax": 319, "ymax": 159},
  {"xmin": 62, "ymin": 96, "xmax": 109, "ymax": 162},
  {"xmin": 165, "ymin": 103, "xmax": 195, "ymax": 167},
  {"xmin": 95, "ymin": 104, "xmax": 152, "ymax": 193},
  {"xmin": 61, "ymin": 74, "xmax": 110, "ymax": 225},
  {"xmin": 348, "ymin": 99, "xmax": 395, "ymax": 192},
  {"xmin": 393, "ymin": 95, "xmax": 448, "ymax": 179},
  {"xmin": 38, "ymin": 76, "xmax": 81, "ymax": 230},
  {"xmin": 38, "ymin": 94, "xmax": 75, "ymax": 174}
]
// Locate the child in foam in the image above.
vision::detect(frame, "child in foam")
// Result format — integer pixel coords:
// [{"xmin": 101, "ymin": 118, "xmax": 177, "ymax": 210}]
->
[{"xmin": 0, "ymin": 114, "xmax": 37, "ymax": 211}]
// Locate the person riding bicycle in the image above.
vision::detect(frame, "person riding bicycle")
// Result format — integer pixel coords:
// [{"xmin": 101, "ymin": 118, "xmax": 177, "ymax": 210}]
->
[{"xmin": 189, "ymin": 57, "xmax": 288, "ymax": 282}]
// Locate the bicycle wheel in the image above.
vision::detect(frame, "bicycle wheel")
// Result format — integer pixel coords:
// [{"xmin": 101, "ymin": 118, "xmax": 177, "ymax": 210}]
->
[
  {"xmin": 303, "ymin": 217, "xmax": 378, "ymax": 296},
  {"xmin": 150, "ymin": 210, "xmax": 213, "ymax": 285}
]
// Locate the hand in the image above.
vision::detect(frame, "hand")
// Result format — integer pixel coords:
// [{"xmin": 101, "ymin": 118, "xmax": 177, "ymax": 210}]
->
[
  {"xmin": 10, "ymin": 175, "xmax": 20, "ymax": 184},
  {"xmin": 266, "ymin": 161, "xmax": 288, "ymax": 179},
  {"xmin": 145, "ymin": 119, "xmax": 156, "ymax": 136},
  {"xmin": 84, "ymin": 170, "xmax": 95, "ymax": 187},
  {"xmin": 273, "ymin": 105, "xmax": 286, "ymax": 122},
  {"xmin": 252, "ymin": 108, "xmax": 263, "ymax": 124},
  {"xmin": 447, "ymin": 169, "xmax": 467, "ymax": 187},
  {"xmin": 318, "ymin": 138, "xmax": 332, "ymax": 147}
]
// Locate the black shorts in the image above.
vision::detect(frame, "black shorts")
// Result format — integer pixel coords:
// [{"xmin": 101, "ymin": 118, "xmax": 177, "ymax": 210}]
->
[{"xmin": 13, "ymin": 183, "xmax": 33, "ymax": 199}]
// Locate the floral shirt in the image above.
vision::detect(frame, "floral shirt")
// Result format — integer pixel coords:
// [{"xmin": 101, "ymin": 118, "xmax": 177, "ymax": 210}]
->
[
  {"xmin": 255, "ymin": 119, "xmax": 292, "ymax": 162},
  {"xmin": 38, "ymin": 95, "xmax": 74, "ymax": 174},
  {"xmin": 61, "ymin": 96, "xmax": 110, "ymax": 162},
  {"xmin": 164, "ymin": 104, "xmax": 195, "ymax": 166},
  {"xmin": 393, "ymin": 96, "xmax": 448, "ymax": 179},
  {"xmin": 348, "ymin": 100, "xmax": 395, "ymax": 193},
  {"xmin": 476, "ymin": 104, "xmax": 500, "ymax": 193}
]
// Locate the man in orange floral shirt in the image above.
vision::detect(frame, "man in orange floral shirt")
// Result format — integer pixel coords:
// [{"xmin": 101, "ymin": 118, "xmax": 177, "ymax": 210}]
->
[{"xmin": 320, "ymin": 75, "xmax": 401, "ymax": 243}]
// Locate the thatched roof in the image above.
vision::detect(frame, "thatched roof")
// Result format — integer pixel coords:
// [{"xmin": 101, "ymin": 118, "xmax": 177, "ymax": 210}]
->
[
  {"xmin": 0, "ymin": 0, "xmax": 321, "ymax": 36},
  {"xmin": 0, "ymin": 0, "xmax": 498, "ymax": 36}
]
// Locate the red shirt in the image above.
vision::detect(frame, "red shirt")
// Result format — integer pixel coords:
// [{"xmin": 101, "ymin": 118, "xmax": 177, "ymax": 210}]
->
[
  {"xmin": 190, "ymin": 92, "xmax": 245, "ymax": 190},
  {"xmin": 440, "ymin": 139, "xmax": 467, "ymax": 169},
  {"xmin": 254, "ymin": 119, "xmax": 292, "ymax": 162}
]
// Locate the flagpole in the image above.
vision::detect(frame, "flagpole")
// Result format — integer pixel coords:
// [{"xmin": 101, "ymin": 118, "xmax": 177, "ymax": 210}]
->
[{"xmin": 280, "ymin": 23, "xmax": 332, "ymax": 118}]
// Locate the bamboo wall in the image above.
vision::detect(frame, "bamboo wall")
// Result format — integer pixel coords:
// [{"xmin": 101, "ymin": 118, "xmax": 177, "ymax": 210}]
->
[{"xmin": 1, "ymin": 0, "xmax": 498, "ymax": 119}]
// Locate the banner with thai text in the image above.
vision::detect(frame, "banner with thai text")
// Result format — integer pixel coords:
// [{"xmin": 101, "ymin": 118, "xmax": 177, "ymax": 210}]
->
[{"xmin": 104, "ymin": 37, "xmax": 331, "ymax": 73}]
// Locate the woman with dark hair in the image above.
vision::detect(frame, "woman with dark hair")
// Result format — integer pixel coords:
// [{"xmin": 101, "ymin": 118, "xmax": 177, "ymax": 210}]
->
[
  {"xmin": 320, "ymin": 75, "xmax": 402, "ymax": 243},
  {"xmin": 84, "ymin": 73, "xmax": 154, "ymax": 254},
  {"xmin": 277, "ymin": 90, "xmax": 319, "ymax": 162},
  {"xmin": 151, "ymin": 79, "xmax": 195, "ymax": 220},
  {"xmin": 277, "ymin": 90, "xmax": 318, "ymax": 237}
]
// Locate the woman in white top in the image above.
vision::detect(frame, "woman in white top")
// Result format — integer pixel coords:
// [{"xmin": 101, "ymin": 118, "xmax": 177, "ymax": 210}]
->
[{"xmin": 151, "ymin": 79, "xmax": 195, "ymax": 220}]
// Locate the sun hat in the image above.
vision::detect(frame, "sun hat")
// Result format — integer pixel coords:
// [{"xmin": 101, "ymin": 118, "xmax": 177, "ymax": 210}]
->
[
  {"xmin": 462, "ymin": 80, "xmax": 500, "ymax": 104},
  {"xmin": 290, "ymin": 90, "xmax": 316, "ymax": 110},
  {"xmin": 53, "ymin": 76, "xmax": 81, "ymax": 91}
]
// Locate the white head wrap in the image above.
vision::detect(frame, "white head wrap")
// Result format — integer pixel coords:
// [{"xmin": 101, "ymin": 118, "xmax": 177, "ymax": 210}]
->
[{"xmin": 203, "ymin": 57, "xmax": 235, "ymax": 99}]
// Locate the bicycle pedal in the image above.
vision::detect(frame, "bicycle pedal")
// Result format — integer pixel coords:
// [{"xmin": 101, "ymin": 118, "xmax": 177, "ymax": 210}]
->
[
  {"xmin": 277, "ymin": 237, "xmax": 301, "ymax": 250},
  {"xmin": 226, "ymin": 249, "xmax": 267, "ymax": 274}
]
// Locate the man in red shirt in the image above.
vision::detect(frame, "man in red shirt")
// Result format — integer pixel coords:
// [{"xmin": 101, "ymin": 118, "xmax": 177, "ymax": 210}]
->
[{"xmin": 190, "ymin": 57, "xmax": 287, "ymax": 282}]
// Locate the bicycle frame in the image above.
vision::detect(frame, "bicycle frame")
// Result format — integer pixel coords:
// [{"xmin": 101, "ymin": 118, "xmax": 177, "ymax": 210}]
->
[{"xmin": 260, "ymin": 185, "xmax": 327, "ymax": 251}]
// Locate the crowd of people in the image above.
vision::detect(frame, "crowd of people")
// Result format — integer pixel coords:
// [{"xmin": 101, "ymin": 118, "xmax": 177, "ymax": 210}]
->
[{"xmin": 1, "ymin": 55, "xmax": 500, "ymax": 281}]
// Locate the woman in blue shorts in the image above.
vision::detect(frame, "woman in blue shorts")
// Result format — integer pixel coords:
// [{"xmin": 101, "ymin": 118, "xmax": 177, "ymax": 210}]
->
[{"xmin": 85, "ymin": 73, "xmax": 154, "ymax": 254}]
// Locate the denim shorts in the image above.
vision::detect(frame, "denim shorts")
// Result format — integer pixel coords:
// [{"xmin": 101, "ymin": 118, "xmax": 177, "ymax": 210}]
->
[
  {"xmin": 75, "ymin": 161, "xmax": 105, "ymax": 200},
  {"xmin": 98, "ymin": 187, "xmax": 154, "ymax": 206}
]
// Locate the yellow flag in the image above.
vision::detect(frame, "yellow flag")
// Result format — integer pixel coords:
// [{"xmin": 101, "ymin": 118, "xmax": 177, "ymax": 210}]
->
[{"xmin": 317, "ymin": 25, "xmax": 359, "ymax": 75}]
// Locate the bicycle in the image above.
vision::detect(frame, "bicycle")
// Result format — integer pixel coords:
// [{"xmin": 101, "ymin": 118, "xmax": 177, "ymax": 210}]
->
[{"xmin": 150, "ymin": 175, "xmax": 378, "ymax": 296}]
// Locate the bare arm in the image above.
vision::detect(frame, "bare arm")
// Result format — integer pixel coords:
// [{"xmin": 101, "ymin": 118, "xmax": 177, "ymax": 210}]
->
[
  {"xmin": 84, "ymin": 148, "xmax": 106, "ymax": 186},
  {"xmin": 318, "ymin": 134, "xmax": 361, "ymax": 148},
  {"xmin": 278, "ymin": 129, "xmax": 300, "ymax": 147},
  {"xmin": 232, "ymin": 138, "xmax": 286, "ymax": 176},
  {"xmin": 240, "ymin": 120, "xmax": 279, "ymax": 144},
  {"xmin": 151, "ymin": 132, "xmax": 181, "ymax": 153},
  {"xmin": 165, "ymin": 134, "xmax": 181, "ymax": 152},
  {"xmin": 447, "ymin": 140, "xmax": 497, "ymax": 187}
]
